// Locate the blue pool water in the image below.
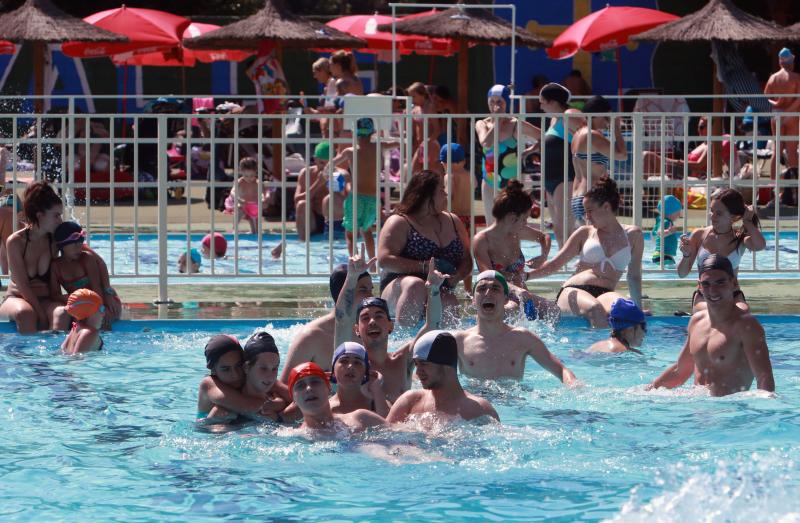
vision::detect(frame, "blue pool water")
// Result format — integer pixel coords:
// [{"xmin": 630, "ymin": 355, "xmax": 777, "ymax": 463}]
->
[
  {"xmin": 88, "ymin": 231, "xmax": 800, "ymax": 282},
  {"xmin": 1, "ymin": 316, "xmax": 798, "ymax": 521}
]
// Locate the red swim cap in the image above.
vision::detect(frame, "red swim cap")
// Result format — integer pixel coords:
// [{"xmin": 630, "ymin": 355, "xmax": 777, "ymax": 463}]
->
[
  {"xmin": 287, "ymin": 362, "xmax": 330, "ymax": 400},
  {"xmin": 66, "ymin": 288, "xmax": 104, "ymax": 320},
  {"xmin": 201, "ymin": 232, "xmax": 227, "ymax": 257}
]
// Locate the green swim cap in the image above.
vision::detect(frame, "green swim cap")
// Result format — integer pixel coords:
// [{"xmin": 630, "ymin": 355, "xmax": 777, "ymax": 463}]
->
[{"xmin": 314, "ymin": 141, "xmax": 331, "ymax": 160}]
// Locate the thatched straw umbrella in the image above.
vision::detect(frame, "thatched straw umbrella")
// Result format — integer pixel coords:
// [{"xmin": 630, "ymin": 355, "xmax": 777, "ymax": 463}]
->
[
  {"xmin": 378, "ymin": 6, "xmax": 550, "ymax": 144},
  {"xmin": 0, "ymin": 0, "xmax": 127, "ymax": 111},
  {"xmin": 633, "ymin": 0, "xmax": 789, "ymax": 176}
]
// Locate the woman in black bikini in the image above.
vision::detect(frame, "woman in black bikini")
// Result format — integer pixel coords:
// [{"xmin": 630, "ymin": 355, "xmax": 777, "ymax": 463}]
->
[
  {"xmin": 0, "ymin": 181, "xmax": 63, "ymax": 333},
  {"xmin": 378, "ymin": 170, "xmax": 472, "ymax": 328}
]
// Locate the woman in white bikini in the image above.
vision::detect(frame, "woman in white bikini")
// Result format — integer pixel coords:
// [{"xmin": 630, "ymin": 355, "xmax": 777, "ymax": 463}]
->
[{"xmin": 525, "ymin": 176, "xmax": 644, "ymax": 327}]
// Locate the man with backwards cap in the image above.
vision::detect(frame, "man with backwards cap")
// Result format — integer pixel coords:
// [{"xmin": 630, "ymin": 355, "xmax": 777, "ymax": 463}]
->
[
  {"xmin": 440, "ymin": 270, "xmax": 578, "ymax": 383},
  {"xmin": 280, "ymin": 262, "xmax": 373, "ymax": 383},
  {"xmin": 288, "ymin": 361, "xmax": 386, "ymax": 433},
  {"xmin": 650, "ymin": 255, "xmax": 774, "ymax": 397},
  {"xmin": 764, "ymin": 47, "xmax": 800, "ymax": 179},
  {"xmin": 589, "ymin": 298, "xmax": 647, "ymax": 354},
  {"xmin": 334, "ymin": 244, "xmax": 447, "ymax": 402},
  {"xmin": 387, "ymin": 330, "xmax": 499, "ymax": 423}
]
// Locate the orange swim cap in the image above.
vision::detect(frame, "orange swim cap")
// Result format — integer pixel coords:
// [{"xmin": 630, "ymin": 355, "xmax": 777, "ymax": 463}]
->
[
  {"xmin": 65, "ymin": 289, "xmax": 104, "ymax": 320},
  {"xmin": 287, "ymin": 362, "xmax": 330, "ymax": 400}
]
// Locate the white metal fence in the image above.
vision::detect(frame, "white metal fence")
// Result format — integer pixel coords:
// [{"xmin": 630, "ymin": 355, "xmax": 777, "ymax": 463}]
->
[{"xmin": 1, "ymin": 95, "xmax": 798, "ymax": 302}]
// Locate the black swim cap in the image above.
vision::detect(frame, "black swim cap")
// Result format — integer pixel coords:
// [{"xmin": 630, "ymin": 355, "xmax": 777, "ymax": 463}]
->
[
  {"xmin": 698, "ymin": 254, "xmax": 735, "ymax": 279},
  {"xmin": 243, "ymin": 331, "xmax": 278, "ymax": 363},
  {"xmin": 357, "ymin": 297, "xmax": 391, "ymax": 318},
  {"xmin": 413, "ymin": 330, "xmax": 458, "ymax": 368},
  {"xmin": 204, "ymin": 334, "xmax": 243, "ymax": 370},
  {"xmin": 329, "ymin": 264, "xmax": 370, "ymax": 301}
]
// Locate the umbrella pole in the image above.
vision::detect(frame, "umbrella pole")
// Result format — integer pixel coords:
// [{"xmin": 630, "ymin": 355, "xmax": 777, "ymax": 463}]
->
[
  {"xmin": 457, "ymin": 38, "xmax": 468, "ymax": 147},
  {"xmin": 33, "ymin": 42, "xmax": 44, "ymax": 114},
  {"xmin": 712, "ymin": 63, "xmax": 723, "ymax": 178}
]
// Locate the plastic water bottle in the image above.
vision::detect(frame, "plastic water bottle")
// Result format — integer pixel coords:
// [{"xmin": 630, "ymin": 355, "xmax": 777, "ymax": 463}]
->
[
  {"xmin": 330, "ymin": 171, "xmax": 346, "ymax": 193},
  {"xmin": 524, "ymin": 299, "xmax": 537, "ymax": 321}
]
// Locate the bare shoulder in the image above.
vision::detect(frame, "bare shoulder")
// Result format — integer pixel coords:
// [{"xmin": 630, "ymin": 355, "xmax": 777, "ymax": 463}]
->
[
  {"xmin": 198, "ymin": 375, "xmax": 214, "ymax": 391},
  {"xmin": 383, "ymin": 213, "xmax": 409, "ymax": 230},
  {"xmin": 735, "ymin": 310, "xmax": 765, "ymax": 336},
  {"xmin": 463, "ymin": 391, "xmax": 498, "ymax": 419},
  {"xmin": 623, "ymin": 224, "xmax": 643, "ymax": 237}
]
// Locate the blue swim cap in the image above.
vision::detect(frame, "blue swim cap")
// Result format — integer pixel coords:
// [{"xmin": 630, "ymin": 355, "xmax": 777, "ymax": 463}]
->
[
  {"xmin": 487, "ymin": 84, "xmax": 511, "ymax": 112},
  {"xmin": 608, "ymin": 298, "xmax": 646, "ymax": 331},
  {"xmin": 439, "ymin": 143, "xmax": 465, "ymax": 163},
  {"xmin": 657, "ymin": 195, "xmax": 682, "ymax": 217},
  {"xmin": 779, "ymin": 47, "xmax": 794, "ymax": 63},
  {"xmin": 330, "ymin": 341, "xmax": 370, "ymax": 384},
  {"xmin": 189, "ymin": 248, "xmax": 202, "ymax": 266},
  {"xmin": 356, "ymin": 117, "xmax": 375, "ymax": 137}
]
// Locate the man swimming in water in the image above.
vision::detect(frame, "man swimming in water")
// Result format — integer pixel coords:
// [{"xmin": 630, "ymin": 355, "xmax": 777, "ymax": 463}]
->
[
  {"xmin": 650, "ymin": 255, "xmax": 775, "ymax": 396},
  {"xmin": 334, "ymin": 244, "xmax": 446, "ymax": 402},
  {"xmin": 387, "ymin": 330, "xmax": 499, "ymax": 423},
  {"xmin": 280, "ymin": 263, "xmax": 373, "ymax": 382},
  {"xmin": 440, "ymin": 270, "xmax": 578, "ymax": 383},
  {"xmin": 288, "ymin": 362, "xmax": 386, "ymax": 433}
]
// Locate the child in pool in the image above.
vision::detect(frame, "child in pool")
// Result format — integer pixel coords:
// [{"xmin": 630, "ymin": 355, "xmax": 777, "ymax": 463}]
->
[
  {"xmin": 224, "ymin": 157, "xmax": 261, "ymax": 233},
  {"xmin": 61, "ymin": 288, "xmax": 105, "ymax": 355},
  {"xmin": 239, "ymin": 331, "xmax": 291, "ymax": 421},
  {"xmin": 50, "ymin": 221, "xmax": 122, "ymax": 331},
  {"xmin": 200, "ymin": 232, "xmax": 227, "ymax": 259},
  {"xmin": 178, "ymin": 248, "xmax": 202, "ymax": 274},
  {"xmin": 652, "ymin": 195, "xmax": 683, "ymax": 265},
  {"xmin": 588, "ymin": 298, "xmax": 647, "ymax": 354},
  {"xmin": 329, "ymin": 342, "xmax": 390, "ymax": 417}
]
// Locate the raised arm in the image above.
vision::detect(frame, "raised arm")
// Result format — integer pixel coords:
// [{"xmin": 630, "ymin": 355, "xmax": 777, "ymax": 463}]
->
[
  {"xmin": 334, "ymin": 244, "xmax": 376, "ymax": 349},
  {"xmin": 741, "ymin": 206, "xmax": 766, "ymax": 252},
  {"xmin": 741, "ymin": 319, "xmax": 775, "ymax": 393},
  {"xmin": 677, "ymin": 228, "xmax": 705, "ymax": 278},
  {"xmin": 625, "ymin": 227, "xmax": 644, "ymax": 308},
  {"xmin": 526, "ymin": 226, "xmax": 587, "ymax": 280},
  {"xmin": 525, "ymin": 332, "xmax": 578, "ymax": 386}
]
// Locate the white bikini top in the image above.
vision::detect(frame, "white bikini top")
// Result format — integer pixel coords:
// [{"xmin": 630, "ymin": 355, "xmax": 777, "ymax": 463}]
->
[
  {"xmin": 696, "ymin": 243, "xmax": 744, "ymax": 270},
  {"xmin": 580, "ymin": 228, "xmax": 632, "ymax": 272}
]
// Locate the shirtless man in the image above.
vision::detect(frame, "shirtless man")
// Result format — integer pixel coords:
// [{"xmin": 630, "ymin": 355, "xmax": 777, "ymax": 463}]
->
[
  {"xmin": 387, "ymin": 330, "xmax": 499, "ymax": 424},
  {"xmin": 650, "ymin": 255, "xmax": 774, "ymax": 397},
  {"xmin": 334, "ymin": 244, "xmax": 445, "ymax": 402},
  {"xmin": 328, "ymin": 117, "xmax": 381, "ymax": 259},
  {"xmin": 288, "ymin": 362, "xmax": 386, "ymax": 434},
  {"xmin": 279, "ymin": 264, "xmax": 372, "ymax": 382},
  {"xmin": 446, "ymin": 270, "xmax": 579, "ymax": 383},
  {"xmin": 764, "ymin": 47, "xmax": 800, "ymax": 179}
]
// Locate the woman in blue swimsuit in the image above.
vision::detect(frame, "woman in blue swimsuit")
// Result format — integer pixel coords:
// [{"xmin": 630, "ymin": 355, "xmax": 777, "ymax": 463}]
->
[
  {"xmin": 378, "ymin": 170, "xmax": 473, "ymax": 328},
  {"xmin": 526, "ymin": 177, "xmax": 644, "ymax": 328},
  {"xmin": 0, "ymin": 181, "xmax": 63, "ymax": 333}
]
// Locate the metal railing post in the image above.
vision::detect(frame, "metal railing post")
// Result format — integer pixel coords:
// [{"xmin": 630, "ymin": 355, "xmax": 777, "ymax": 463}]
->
[
  {"xmin": 631, "ymin": 113, "xmax": 644, "ymax": 227},
  {"xmin": 155, "ymin": 115, "xmax": 172, "ymax": 304}
]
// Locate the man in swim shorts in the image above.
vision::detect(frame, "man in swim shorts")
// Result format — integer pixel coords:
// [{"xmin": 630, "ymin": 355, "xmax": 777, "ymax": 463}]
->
[
  {"xmin": 442, "ymin": 270, "xmax": 579, "ymax": 383},
  {"xmin": 649, "ymin": 255, "xmax": 774, "ymax": 396},
  {"xmin": 764, "ymin": 47, "xmax": 800, "ymax": 179},
  {"xmin": 288, "ymin": 362, "xmax": 386, "ymax": 433},
  {"xmin": 334, "ymin": 244, "xmax": 447, "ymax": 402},
  {"xmin": 328, "ymin": 117, "xmax": 381, "ymax": 259},
  {"xmin": 280, "ymin": 264, "xmax": 373, "ymax": 383},
  {"xmin": 387, "ymin": 330, "xmax": 499, "ymax": 423}
]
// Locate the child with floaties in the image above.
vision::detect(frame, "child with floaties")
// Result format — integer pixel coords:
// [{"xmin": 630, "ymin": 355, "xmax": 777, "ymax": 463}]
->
[
  {"xmin": 652, "ymin": 195, "xmax": 683, "ymax": 265},
  {"xmin": 196, "ymin": 333, "xmax": 289, "ymax": 422},
  {"xmin": 61, "ymin": 288, "xmax": 105, "ymax": 355},
  {"xmin": 50, "ymin": 221, "xmax": 122, "ymax": 330},
  {"xmin": 224, "ymin": 157, "xmax": 262, "ymax": 234}
]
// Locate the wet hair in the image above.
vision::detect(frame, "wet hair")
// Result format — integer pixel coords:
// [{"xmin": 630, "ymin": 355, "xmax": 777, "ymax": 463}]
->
[
  {"xmin": 312, "ymin": 57, "xmax": 331, "ymax": 74},
  {"xmin": 582, "ymin": 95, "xmax": 612, "ymax": 114},
  {"xmin": 396, "ymin": 170, "xmax": 440, "ymax": 216},
  {"xmin": 698, "ymin": 253, "xmax": 735, "ymax": 279},
  {"xmin": 239, "ymin": 156, "xmax": 258, "ymax": 172},
  {"xmin": 711, "ymin": 188, "xmax": 760, "ymax": 249},
  {"xmin": 584, "ymin": 176, "xmax": 620, "ymax": 212},
  {"xmin": 331, "ymin": 50, "xmax": 357, "ymax": 74},
  {"xmin": 492, "ymin": 180, "xmax": 533, "ymax": 220},
  {"xmin": 433, "ymin": 85, "xmax": 452, "ymax": 100},
  {"xmin": 539, "ymin": 82, "xmax": 571, "ymax": 108},
  {"xmin": 407, "ymin": 82, "xmax": 430, "ymax": 100},
  {"xmin": 23, "ymin": 181, "xmax": 62, "ymax": 226}
]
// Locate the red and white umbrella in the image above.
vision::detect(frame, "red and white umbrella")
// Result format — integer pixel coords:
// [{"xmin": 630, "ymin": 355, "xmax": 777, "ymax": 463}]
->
[{"xmin": 325, "ymin": 13, "xmax": 456, "ymax": 56}]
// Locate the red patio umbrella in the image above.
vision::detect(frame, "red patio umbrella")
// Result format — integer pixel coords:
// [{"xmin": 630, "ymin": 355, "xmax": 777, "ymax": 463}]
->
[
  {"xmin": 547, "ymin": 5, "xmax": 679, "ymax": 97},
  {"xmin": 326, "ymin": 14, "xmax": 456, "ymax": 56},
  {"xmin": 0, "ymin": 41, "xmax": 15, "ymax": 54},
  {"xmin": 61, "ymin": 6, "xmax": 190, "ymax": 58}
]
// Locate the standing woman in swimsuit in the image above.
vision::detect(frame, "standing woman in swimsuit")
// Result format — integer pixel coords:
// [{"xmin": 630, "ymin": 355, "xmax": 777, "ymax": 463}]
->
[
  {"xmin": 677, "ymin": 188, "xmax": 765, "ymax": 310},
  {"xmin": 330, "ymin": 50, "xmax": 363, "ymax": 96},
  {"xmin": 475, "ymin": 84, "xmax": 541, "ymax": 225},
  {"xmin": 378, "ymin": 170, "xmax": 472, "ymax": 328},
  {"xmin": 0, "ymin": 181, "xmax": 63, "ymax": 333},
  {"xmin": 539, "ymin": 83, "xmax": 583, "ymax": 248},
  {"xmin": 571, "ymin": 95, "xmax": 627, "ymax": 226},
  {"xmin": 472, "ymin": 180, "xmax": 553, "ymax": 316},
  {"xmin": 526, "ymin": 177, "xmax": 644, "ymax": 328}
]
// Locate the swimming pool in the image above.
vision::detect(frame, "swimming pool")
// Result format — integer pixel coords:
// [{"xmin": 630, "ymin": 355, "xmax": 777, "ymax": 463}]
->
[
  {"xmin": 88, "ymin": 231, "xmax": 800, "ymax": 283},
  {"xmin": 1, "ymin": 316, "xmax": 798, "ymax": 521}
]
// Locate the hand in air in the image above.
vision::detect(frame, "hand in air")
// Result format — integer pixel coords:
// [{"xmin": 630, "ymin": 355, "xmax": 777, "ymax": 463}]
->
[
  {"xmin": 679, "ymin": 233, "xmax": 692, "ymax": 257},
  {"xmin": 742, "ymin": 205, "xmax": 756, "ymax": 224},
  {"xmin": 425, "ymin": 257, "xmax": 449, "ymax": 291},
  {"xmin": 349, "ymin": 243, "xmax": 377, "ymax": 275}
]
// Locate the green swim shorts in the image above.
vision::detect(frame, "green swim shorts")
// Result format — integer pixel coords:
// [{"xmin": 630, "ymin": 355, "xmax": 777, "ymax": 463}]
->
[{"xmin": 343, "ymin": 193, "xmax": 378, "ymax": 232}]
